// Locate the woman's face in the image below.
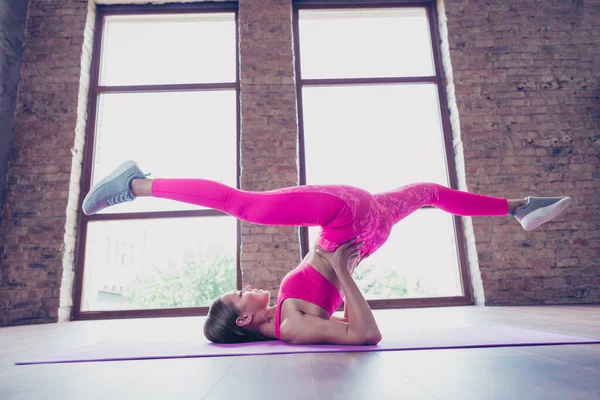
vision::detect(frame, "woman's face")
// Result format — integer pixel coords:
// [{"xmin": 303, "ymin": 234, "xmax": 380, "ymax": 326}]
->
[{"xmin": 222, "ymin": 285, "xmax": 270, "ymax": 315}]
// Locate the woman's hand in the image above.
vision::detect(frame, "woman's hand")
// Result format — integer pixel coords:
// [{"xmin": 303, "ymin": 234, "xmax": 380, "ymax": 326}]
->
[{"xmin": 315, "ymin": 237, "xmax": 363, "ymax": 273}]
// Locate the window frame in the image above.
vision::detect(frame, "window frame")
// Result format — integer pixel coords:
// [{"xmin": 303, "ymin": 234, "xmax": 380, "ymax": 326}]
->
[
  {"xmin": 73, "ymin": 2, "xmax": 241, "ymax": 320},
  {"xmin": 293, "ymin": 1, "xmax": 473, "ymax": 309}
]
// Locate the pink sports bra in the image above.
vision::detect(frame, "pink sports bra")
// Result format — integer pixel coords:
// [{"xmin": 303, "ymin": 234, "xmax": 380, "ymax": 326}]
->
[{"xmin": 274, "ymin": 262, "xmax": 343, "ymax": 340}]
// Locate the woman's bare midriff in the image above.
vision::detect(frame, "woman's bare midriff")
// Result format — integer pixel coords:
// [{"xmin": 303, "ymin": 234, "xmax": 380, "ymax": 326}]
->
[{"xmin": 303, "ymin": 249, "xmax": 343, "ymax": 294}]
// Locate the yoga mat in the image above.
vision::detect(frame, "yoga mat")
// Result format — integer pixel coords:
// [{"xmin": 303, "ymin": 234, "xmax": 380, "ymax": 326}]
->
[{"xmin": 15, "ymin": 325, "xmax": 600, "ymax": 365}]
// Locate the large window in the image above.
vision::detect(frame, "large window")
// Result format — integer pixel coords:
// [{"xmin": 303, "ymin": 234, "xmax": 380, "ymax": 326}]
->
[
  {"xmin": 294, "ymin": 6, "xmax": 470, "ymax": 306},
  {"xmin": 75, "ymin": 5, "xmax": 239, "ymax": 318}
]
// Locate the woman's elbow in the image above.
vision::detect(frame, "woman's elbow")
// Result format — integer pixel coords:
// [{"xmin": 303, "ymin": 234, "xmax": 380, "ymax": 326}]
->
[
  {"xmin": 361, "ymin": 331, "xmax": 382, "ymax": 345},
  {"xmin": 348, "ymin": 326, "xmax": 382, "ymax": 345}
]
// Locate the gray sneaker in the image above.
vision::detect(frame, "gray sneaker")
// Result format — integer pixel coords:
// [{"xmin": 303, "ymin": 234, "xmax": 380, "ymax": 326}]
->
[
  {"xmin": 82, "ymin": 161, "xmax": 147, "ymax": 215},
  {"xmin": 513, "ymin": 196, "xmax": 571, "ymax": 231}
]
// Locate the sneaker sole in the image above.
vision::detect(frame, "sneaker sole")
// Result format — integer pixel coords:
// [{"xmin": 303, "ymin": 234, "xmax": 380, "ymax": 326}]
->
[
  {"xmin": 520, "ymin": 197, "xmax": 572, "ymax": 231},
  {"xmin": 82, "ymin": 160, "xmax": 138, "ymax": 215}
]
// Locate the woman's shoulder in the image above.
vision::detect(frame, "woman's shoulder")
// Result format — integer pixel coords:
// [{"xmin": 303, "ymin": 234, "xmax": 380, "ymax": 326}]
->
[
  {"xmin": 277, "ymin": 300, "xmax": 332, "ymax": 343},
  {"xmin": 278, "ymin": 309, "xmax": 317, "ymax": 343},
  {"xmin": 277, "ymin": 313, "xmax": 296, "ymax": 342},
  {"xmin": 277, "ymin": 300, "xmax": 309, "ymax": 342}
]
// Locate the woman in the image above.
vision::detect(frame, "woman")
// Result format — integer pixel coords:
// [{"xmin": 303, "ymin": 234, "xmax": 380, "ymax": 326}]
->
[{"xmin": 83, "ymin": 161, "xmax": 571, "ymax": 345}]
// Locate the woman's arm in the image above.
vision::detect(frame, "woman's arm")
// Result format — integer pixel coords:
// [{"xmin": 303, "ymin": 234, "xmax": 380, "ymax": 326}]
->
[
  {"xmin": 328, "ymin": 297, "xmax": 348, "ymax": 323},
  {"xmin": 280, "ymin": 311, "xmax": 376, "ymax": 345},
  {"xmin": 330, "ymin": 313, "xmax": 348, "ymax": 323},
  {"xmin": 321, "ymin": 246, "xmax": 381, "ymax": 345},
  {"xmin": 344, "ymin": 298, "xmax": 349, "ymax": 319}
]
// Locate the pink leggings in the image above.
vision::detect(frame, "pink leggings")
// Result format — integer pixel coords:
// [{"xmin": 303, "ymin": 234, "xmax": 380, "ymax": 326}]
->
[{"xmin": 151, "ymin": 180, "xmax": 508, "ymax": 258}]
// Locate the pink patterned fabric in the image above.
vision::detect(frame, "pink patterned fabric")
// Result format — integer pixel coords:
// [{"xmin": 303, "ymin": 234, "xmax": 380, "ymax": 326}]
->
[{"xmin": 152, "ymin": 179, "xmax": 508, "ymax": 260}]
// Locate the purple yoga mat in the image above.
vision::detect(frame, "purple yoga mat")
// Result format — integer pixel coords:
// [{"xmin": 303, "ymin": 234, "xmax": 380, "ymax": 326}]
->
[{"xmin": 15, "ymin": 325, "xmax": 600, "ymax": 365}]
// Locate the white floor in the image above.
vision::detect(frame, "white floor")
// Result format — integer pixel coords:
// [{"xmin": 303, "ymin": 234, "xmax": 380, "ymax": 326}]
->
[{"xmin": 1, "ymin": 305, "xmax": 599, "ymax": 400}]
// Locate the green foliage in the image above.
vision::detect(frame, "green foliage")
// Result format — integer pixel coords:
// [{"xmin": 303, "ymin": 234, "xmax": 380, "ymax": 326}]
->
[
  {"xmin": 126, "ymin": 245, "xmax": 236, "ymax": 309},
  {"xmin": 126, "ymin": 245, "xmax": 432, "ymax": 309},
  {"xmin": 353, "ymin": 262, "xmax": 409, "ymax": 299}
]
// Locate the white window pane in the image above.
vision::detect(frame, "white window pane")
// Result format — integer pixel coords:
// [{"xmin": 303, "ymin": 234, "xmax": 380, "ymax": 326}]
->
[
  {"xmin": 302, "ymin": 84, "xmax": 448, "ymax": 193},
  {"xmin": 299, "ymin": 8, "xmax": 435, "ymax": 79},
  {"xmin": 308, "ymin": 211, "xmax": 462, "ymax": 299},
  {"xmin": 92, "ymin": 90, "xmax": 237, "ymax": 214},
  {"xmin": 81, "ymin": 217, "xmax": 237, "ymax": 311},
  {"xmin": 100, "ymin": 13, "xmax": 236, "ymax": 86},
  {"xmin": 303, "ymin": 83, "xmax": 461, "ymax": 299}
]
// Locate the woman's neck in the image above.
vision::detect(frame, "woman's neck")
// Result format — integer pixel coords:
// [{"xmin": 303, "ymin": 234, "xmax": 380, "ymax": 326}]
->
[{"xmin": 256, "ymin": 306, "xmax": 278, "ymax": 339}]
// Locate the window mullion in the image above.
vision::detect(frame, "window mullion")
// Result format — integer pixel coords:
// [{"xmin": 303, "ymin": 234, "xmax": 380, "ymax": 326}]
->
[
  {"xmin": 301, "ymin": 76, "xmax": 438, "ymax": 86},
  {"xmin": 97, "ymin": 82, "xmax": 237, "ymax": 94}
]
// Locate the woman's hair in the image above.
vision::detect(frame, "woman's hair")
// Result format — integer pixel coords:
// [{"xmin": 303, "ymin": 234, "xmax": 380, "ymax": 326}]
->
[{"xmin": 203, "ymin": 297, "xmax": 271, "ymax": 343}]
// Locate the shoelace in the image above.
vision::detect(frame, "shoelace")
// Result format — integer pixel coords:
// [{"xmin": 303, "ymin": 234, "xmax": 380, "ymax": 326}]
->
[
  {"xmin": 105, "ymin": 173, "xmax": 150, "ymax": 206},
  {"xmin": 107, "ymin": 192, "xmax": 132, "ymax": 206}
]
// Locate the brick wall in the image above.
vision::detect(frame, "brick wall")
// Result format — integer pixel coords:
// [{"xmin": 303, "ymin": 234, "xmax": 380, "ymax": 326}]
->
[
  {"xmin": 238, "ymin": 0, "xmax": 300, "ymax": 299},
  {"xmin": 1, "ymin": 0, "xmax": 598, "ymax": 326},
  {"xmin": 443, "ymin": 0, "xmax": 600, "ymax": 304},
  {"xmin": 0, "ymin": 2, "xmax": 28, "ymax": 230},
  {"xmin": 0, "ymin": 0, "xmax": 93, "ymax": 326}
]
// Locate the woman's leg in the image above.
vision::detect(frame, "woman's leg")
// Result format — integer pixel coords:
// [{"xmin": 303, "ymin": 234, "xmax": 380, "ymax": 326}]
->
[
  {"xmin": 82, "ymin": 161, "xmax": 358, "ymax": 237},
  {"xmin": 136, "ymin": 178, "xmax": 352, "ymax": 228},
  {"xmin": 375, "ymin": 182, "xmax": 570, "ymax": 232},
  {"xmin": 374, "ymin": 183, "xmax": 518, "ymax": 225}
]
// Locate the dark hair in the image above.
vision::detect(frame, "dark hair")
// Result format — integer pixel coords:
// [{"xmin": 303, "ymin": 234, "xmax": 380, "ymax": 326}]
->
[{"xmin": 203, "ymin": 297, "xmax": 271, "ymax": 343}]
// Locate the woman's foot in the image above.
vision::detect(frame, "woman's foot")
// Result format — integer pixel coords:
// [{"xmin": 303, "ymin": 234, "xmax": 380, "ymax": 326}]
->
[
  {"xmin": 513, "ymin": 196, "xmax": 572, "ymax": 231},
  {"xmin": 82, "ymin": 161, "xmax": 147, "ymax": 215}
]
